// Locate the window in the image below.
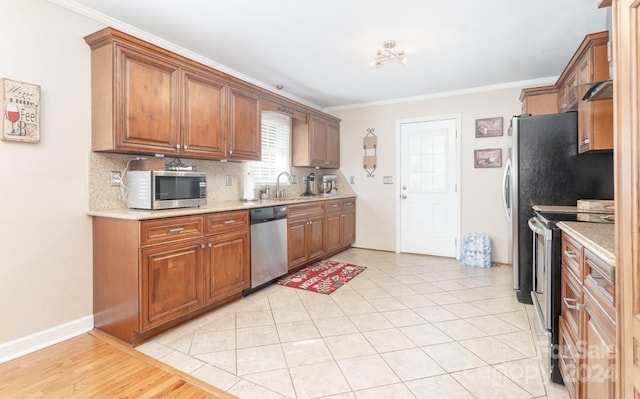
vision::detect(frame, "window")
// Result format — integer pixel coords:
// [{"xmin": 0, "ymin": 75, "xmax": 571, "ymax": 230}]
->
[{"xmin": 247, "ymin": 112, "xmax": 291, "ymax": 185}]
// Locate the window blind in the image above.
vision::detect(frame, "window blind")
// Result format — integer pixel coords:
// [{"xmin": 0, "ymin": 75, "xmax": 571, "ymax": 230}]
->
[{"xmin": 248, "ymin": 112, "xmax": 290, "ymax": 185}]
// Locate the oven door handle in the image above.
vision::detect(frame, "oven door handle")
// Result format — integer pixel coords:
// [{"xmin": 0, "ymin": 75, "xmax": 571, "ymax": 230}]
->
[{"xmin": 528, "ymin": 217, "xmax": 552, "ymax": 241}]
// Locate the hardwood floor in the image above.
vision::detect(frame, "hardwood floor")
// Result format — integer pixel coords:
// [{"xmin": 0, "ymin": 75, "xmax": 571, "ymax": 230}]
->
[{"xmin": 0, "ymin": 330, "xmax": 237, "ymax": 398}]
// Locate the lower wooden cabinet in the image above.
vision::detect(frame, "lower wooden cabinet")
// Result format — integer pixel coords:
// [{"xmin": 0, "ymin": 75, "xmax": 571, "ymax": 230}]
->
[
  {"xmin": 288, "ymin": 198, "xmax": 356, "ymax": 271},
  {"xmin": 287, "ymin": 203, "xmax": 325, "ymax": 270},
  {"xmin": 205, "ymin": 229, "xmax": 250, "ymax": 304},
  {"xmin": 140, "ymin": 238, "xmax": 205, "ymax": 331},
  {"xmin": 325, "ymin": 199, "xmax": 356, "ymax": 253},
  {"xmin": 558, "ymin": 232, "xmax": 616, "ymax": 399},
  {"xmin": 93, "ymin": 211, "xmax": 249, "ymax": 345}
]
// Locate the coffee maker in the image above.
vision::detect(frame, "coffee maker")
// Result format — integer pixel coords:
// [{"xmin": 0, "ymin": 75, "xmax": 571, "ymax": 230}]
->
[{"xmin": 321, "ymin": 174, "xmax": 338, "ymax": 196}]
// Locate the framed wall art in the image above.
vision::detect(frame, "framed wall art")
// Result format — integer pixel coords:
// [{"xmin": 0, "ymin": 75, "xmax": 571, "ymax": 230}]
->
[
  {"xmin": 475, "ymin": 116, "xmax": 503, "ymax": 138},
  {"xmin": 2, "ymin": 78, "xmax": 41, "ymax": 143},
  {"xmin": 474, "ymin": 148, "xmax": 502, "ymax": 168}
]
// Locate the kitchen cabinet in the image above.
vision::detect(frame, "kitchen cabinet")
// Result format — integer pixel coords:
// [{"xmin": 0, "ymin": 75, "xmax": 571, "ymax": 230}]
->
[
  {"xmin": 140, "ymin": 238, "xmax": 204, "ymax": 331},
  {"xmin": 520, "ymin": 85, "xmax": 559, "ymax": 115},
  {"xmin": 287, "ymin": 202, "xmax": 326, "ymax": 270},
  {"xmin": 92, "ymin": 210, "xmax": 250, "ymax": 345},
  {"xmin": 292, "ymin": 112, "xmax": 340, "ymax": 169},
  {"xmin": 522, "ymin": 31, "xmax": 612, "ymax": 153},
  {"xmin": 556, "ymin": 31, "xmax": 612, "ymax": 153},
  {"xmin": 227, "ymin": 84, "xmax": 261, "ymax": 161},
  {"xmin": 204, "ymin": 211, "xmax": 250, "ymax": 303},
  {"xmin": 85, "ymin": 27, "xmax": 260, "ymax": 161},
  {"xmin": 558, "ymin": 231, "xmax": 616, "ymax": 399},
  {"xmin": 325, "ymin": 199, "xmax": 356, "ymax": 253}
]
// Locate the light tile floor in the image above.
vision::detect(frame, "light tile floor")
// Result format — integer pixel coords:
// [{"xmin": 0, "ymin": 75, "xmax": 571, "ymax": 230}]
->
[{"xmin": 137, "ymin": 248, "xmax": 571, "ymax": 399}]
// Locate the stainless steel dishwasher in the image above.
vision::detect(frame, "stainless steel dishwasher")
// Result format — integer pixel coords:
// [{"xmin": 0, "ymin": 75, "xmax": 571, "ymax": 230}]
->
[{"xmin": 243, "ymin": 205, "xmax": 288, "ymax": 295}]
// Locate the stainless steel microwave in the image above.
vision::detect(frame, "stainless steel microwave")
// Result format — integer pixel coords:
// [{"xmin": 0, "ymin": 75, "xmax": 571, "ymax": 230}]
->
[{"xmin": 126, "ymin": 170, "xmax": 207, "ymax": 210}]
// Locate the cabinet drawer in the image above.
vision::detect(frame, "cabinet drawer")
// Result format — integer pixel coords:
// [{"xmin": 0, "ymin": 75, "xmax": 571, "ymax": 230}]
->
[
  {"xmin": 559, "ymin": 317, "xmax": 580, "ymax": 399},
  {"xmin": 561, "ymin": 267, "xmax": 583, "ymax": 343},
  {"xmin": 584, "ymin": 248, "xmax": 615, "ymax": 304},
  {"xmin": 342, "ymin": 198, "xmax": 356, "ymax": 212},
  {"xmin": 205, "ymin": 210, "xmax": 248, "ymax": 235},
  {"xmin": 288, "ymin": 202, "xmax": 325, "ymax": 219},
  {"xmin": 562, "ymin": 234, "xmax": 583, "ymax": 281},
  {"xmin": 140, "ymin": 216, "xmax": 204, "ymax": 247},
  {"xmin": 325, "ymin": 199, "xmax": 343, "ymax": 214}
]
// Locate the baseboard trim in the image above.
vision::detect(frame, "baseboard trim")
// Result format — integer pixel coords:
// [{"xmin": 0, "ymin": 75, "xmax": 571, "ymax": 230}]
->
[{"xmin": 0, "ymin": 315, "xmax": 94, "ymax": 364}]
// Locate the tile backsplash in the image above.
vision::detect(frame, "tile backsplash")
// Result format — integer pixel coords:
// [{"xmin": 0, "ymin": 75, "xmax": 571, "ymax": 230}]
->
[{"xmin": 88, "ymin": 152, "xmax": 353, "ymax": 211}]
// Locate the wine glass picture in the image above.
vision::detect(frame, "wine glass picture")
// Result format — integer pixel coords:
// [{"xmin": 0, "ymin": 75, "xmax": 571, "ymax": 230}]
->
[
  {"xmin": 2, "ymin": 78, "xmax": 40, "ymax": 143},
  {"xmin": 5, "ymin": 103, "xmax": 20, "ymax": 135}
]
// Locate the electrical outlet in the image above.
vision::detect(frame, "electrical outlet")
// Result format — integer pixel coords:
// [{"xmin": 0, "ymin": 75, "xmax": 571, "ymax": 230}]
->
[
  {"xmin": 290, "ymin": 175, "xmax": 297, "ymax": 184},
  {"xmin": 350, "ymin": 176, "xmax": 355, "ymax": 184},
  {"xmin": 383, "ymin": 176, "xmax": 394, "ymax": 184},
  {"xmin": 225, "ymin": 175, "xmax": 232, "ymax": 186},
  {"xmin": 110, "ymin": 171, "xmax": 122, "ymax": 187}
]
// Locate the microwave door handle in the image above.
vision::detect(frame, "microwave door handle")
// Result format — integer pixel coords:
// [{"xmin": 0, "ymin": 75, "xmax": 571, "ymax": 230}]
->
[{"xmin": 502, "ymin": 158, "xmax": 512, "ymax": 222}]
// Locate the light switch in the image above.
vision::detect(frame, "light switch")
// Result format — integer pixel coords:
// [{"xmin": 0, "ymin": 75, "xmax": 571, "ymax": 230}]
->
[{"xmin": 383, "ymin": 176, "xmax": 394, "ymax": 184}]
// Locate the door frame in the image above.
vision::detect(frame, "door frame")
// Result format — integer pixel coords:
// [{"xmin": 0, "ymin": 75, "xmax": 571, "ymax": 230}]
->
[{"xmin": 395, "ymin": 114, "xmax": 461, "ymax": 258}]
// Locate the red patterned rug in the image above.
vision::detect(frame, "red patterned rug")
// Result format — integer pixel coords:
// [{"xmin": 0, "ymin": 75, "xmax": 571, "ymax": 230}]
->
[{"xmin": 277, "ymin": 260, "xmax": 367, "ymax": 294}]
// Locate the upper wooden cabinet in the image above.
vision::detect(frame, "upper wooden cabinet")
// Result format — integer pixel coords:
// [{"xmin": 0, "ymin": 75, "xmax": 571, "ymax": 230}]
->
[
  {"xmin": 85, "ymin": 27, "xmax": 260, "ymax": 161},
  {"xmin": 292, "ymin": 112, "xmax": 340, "ymax": 169},
  {"xmin": 520, "ymin": 31, "xmax": 613, "ymax": 153},
  {"xmin": 228, "ymin": 84, "xmax": 261, "ymax": 161},
  {"xmin": 520, "ymin": 85, "xmax": 559, "ymax": 115}
]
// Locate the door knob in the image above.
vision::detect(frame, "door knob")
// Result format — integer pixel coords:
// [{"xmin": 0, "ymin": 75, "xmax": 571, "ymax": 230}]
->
[{"xmin": 401, "ymin": 195, "xmax": 407, "ymax": 199}]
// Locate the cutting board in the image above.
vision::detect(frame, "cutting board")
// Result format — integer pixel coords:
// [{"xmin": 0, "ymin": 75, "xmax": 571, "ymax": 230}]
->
[{"xmin": 577, "ymin": 199, "xmax": 614, "ymax": 213}]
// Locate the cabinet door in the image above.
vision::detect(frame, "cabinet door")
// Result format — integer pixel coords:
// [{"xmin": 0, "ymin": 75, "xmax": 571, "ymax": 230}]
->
[
  {"xmin": 325, "ymin": 212, "xmax": 342, "ymax": 253},
  {"xmin": 325, "ymin": 121, "xmax": 340, "ymax": 168},
  {"xmin": 309, "ymin": 116, "xmax": 327, "ymax": 167},
  {"xmin": 287, "ymin": 218, "xmax": 308, "ymax": 270},
  {"xmin": 228, "ymin": 85, "xmax": 261, "ymax": 161},
  {"xmin": 584, "ymin": 293, "xmax": 616, "ymax": 399},
  {"xmin": 577, "ymin": 54, "xmax": 592, "ymax": 153},
  {"xmin": 341, "ymin": 210, "xmax": 356, "ymax": 247},
  {"xmin": 307, "ymin": 215, "xmax": 325, "ymax": 261},
  {"xmin": 205, "ymin": 230, "xmax": 250, "ymax": 303},
  {"xmin": 559, "ymin": 317, "xmax": 580, "ymax": 399},
  {"xmin": 181, "ymin": 68, "xmax": 227, "ymax": 158},
  {"xmin": 140, "ymin": 239, "xmax": 204, "ymax": 331},
  {"xmin": 116, "ymin": 45, "xmax": 180, "ymax": 154}
]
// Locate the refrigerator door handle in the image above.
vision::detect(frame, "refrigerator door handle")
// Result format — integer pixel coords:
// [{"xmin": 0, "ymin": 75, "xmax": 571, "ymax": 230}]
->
[{"xmin": 502, "ymin": 158, "xmax": 512, "ymax": 222}]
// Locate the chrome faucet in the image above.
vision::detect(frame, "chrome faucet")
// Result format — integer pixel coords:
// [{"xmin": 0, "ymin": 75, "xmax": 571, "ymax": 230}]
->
[{"xmin": 276, "ymin": 171, "xmax": 293, "ymax": 199}]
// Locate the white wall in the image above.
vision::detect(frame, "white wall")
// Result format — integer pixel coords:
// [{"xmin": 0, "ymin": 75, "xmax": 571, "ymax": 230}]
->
[
  {"xmin": 329, "ymin": 88, "xmax": 522, "ymax": 264},
  {"xmin": 0, "ymin": 0, "xmax": 103, "ymax": 345}
]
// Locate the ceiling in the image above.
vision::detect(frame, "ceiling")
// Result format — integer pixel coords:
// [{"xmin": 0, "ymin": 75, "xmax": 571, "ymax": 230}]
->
[{"xmin": 57, "ymin": 0, "xmax": 608, "ymax": 109}]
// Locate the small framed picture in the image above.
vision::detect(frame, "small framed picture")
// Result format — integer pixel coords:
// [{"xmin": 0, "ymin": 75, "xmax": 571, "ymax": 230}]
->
[
  {"xmin": 2, "ymin": 78, "xmax": 41, "ymax": 143},
  {"xmin": 474, "ymin": 148, "xmax": 502, "ymax": 168},
  {"xmin": 475, "ymin": 117, "xmax": 503, "ymax": 138}
]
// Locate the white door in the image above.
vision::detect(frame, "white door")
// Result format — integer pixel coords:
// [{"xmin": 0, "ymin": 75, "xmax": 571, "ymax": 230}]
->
[{"xmin": 399, "ymin": 117, "xmax": 458, "ymax": 257}]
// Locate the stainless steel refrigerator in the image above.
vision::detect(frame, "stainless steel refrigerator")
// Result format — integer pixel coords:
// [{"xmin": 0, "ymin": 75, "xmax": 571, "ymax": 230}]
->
[{"xmin": 503, "ymin": 113, "xmax": 613, "ymax": 304}]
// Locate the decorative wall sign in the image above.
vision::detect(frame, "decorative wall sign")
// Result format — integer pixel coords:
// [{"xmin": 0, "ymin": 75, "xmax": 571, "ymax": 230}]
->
[
  {"xmin": 475, "ymin": 117, "xmax": 503, "ymax": 138},
  {"xmin": 2, "ymin": 78, "xmax": 41, "ymax": 143},
  {"xmin": 363, "ymin": 128, "xmax": 377, "ymax": 177},
  {"xmin": 474, "ymin": 148, "xmax": 502, "ymax": 168}
]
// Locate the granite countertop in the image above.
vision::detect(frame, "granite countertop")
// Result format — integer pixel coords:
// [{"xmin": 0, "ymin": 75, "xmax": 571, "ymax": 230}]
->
[
  {"xmin": 88, "ymin": 194, "xmax": 357, "ymax": 220},
  {"xmin": 557, "ymin": 221, "xmax": 615, "ymax": 266},
  {"xmin": 532, "ymin": 205, "xmax": 578, "ymax": 213}
]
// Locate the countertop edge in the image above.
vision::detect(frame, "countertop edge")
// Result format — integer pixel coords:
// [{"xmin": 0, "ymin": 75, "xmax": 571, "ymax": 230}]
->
[
  {"xmin": 88, "ymin": 194, "xmax": 357, "ymax": 220},
  {"xmin": 557, "ymin": 221, "xmax": 615, "ymax": 266}
]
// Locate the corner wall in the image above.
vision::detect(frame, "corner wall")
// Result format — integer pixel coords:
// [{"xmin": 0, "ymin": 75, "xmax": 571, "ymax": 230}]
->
[
  {"xmin": 329, "ymin": 88, "xmax": 523, "ymax": 263},
  {"xmin": 0, "ymin": 0, "xmax": 104, "ymax": 346}
]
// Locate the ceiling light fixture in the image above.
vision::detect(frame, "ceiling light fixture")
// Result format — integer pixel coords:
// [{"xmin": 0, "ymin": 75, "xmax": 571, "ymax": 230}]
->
[{"xmin": 369, "ymin": 40, "xmax": 407, "ymax": 68}]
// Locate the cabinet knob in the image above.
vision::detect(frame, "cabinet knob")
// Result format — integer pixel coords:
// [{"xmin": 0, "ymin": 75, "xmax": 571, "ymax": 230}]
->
[
  {"xmin": 229, "ymin": 150, "xmax": 233, "ymax": 155},
  {"xmin": 208, "ymin": 243, "xmax": 212, "ymax": 248},
  {"xmin": 563, "ymin": 297, "xmax": 585, "ymax": 312},
  {"xmin": 168, "ymin": 227, "xmax": 184, "ymax": 234},
  {"xmin": 184, "ymin": 144, "xmax": 188, "ymax": 150},
  {"xmin": 224, "ymin": 220, "xmax": 235, "ymax": 225},
  {"xmin": 564, "ymin": 250, "xmax": 577, "ymax": 260},
  {"xmin": 176, "ymin": 144, "xmax": 180, "ymax": 149},
  {"xmin": 200, "ymin": 244, "xmax": 205, "ymax": 249}
]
